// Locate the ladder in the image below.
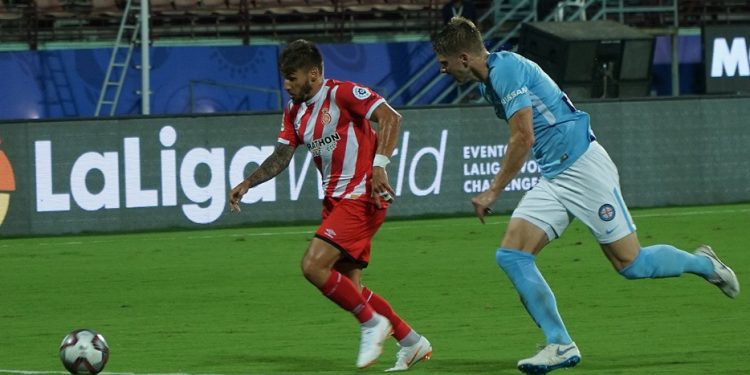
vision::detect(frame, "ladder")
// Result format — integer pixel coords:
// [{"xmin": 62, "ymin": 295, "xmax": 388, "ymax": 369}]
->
[{"xmin": 95, "ymin": 0, "xmax": 142, "ymax": 117}]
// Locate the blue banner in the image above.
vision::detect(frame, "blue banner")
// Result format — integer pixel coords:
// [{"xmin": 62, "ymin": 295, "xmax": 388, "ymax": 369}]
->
[{"xmin": 0, "ymin": 41, "xmax": 441, "ymax": 121}]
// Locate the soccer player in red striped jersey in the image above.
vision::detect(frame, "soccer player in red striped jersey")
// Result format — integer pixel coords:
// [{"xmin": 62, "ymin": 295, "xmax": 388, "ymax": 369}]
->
[{"xmin": 229, "ymin": 39, "xmax": 432, "ymax": 371}]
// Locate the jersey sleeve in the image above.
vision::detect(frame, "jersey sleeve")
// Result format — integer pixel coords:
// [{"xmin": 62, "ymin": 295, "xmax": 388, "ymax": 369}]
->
[
  {"xmin": 277, "ymin": 103, "xmax": 299, "ymax": 148},
  {"xmin": 334, "ymin": 81, "xmax": 386, "ymax": 121},
  {"xmin": 489, "ymin": 55, "xmax": 532, "ymax": 120}
]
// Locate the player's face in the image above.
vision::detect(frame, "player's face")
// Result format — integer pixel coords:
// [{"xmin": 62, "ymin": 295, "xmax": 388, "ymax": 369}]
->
[
  {"xmin": 437, "ymin": 53, "xmax": 472, "ymax": 84},
  {"xmin": 283, "ymin": 68, "xmax": 315, "ymax": 104}
]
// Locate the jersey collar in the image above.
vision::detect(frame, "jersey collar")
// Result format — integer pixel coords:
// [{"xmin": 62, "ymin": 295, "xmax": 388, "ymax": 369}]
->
[
  {"xmin": 484, "ymin": 53, "xmax": 498, "ymax": 82},
  {"xmin": 305, "ymin": 79, "xmax": 328, "ymax": 106}
]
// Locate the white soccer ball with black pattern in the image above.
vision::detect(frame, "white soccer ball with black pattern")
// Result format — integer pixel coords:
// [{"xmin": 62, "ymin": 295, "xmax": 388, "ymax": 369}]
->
[{"xmin": 59, "ymin": 329, "xmax": 110, "ymax": 374}]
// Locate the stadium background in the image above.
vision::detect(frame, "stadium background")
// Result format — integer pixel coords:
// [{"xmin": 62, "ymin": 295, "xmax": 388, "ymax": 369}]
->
[
  {"xmin": 0, "ymin": 1, "xmax": 749, "ymax": 374},
  {"xmin": 1, "ymin": 0, "xmax": 748, "ymax": 236},
  {"xmin": 0, "ymin": 33, "xmax": 705, "ymax": 118}
]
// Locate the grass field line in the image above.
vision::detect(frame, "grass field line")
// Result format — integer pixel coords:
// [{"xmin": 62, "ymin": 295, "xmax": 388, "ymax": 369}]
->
[
  {"xmin": 0, "ymin": 371, "xmax": 228, "ymax": 375},
  {"xmin": 3, "ymin": 206, "xmax": 748, "ymax": 249}
]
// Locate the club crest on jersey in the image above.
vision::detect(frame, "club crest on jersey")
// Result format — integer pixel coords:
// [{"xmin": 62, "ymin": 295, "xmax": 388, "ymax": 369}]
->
[
  {"xmin": 307, "ymin": 132, "xmax": 341, "ymax": 156},
  {"xmin": 321, "ymin": 108, "xmax": 332, "ymax": 125},
  {"xmin": 353, "ymin": 86, "xmax": 371, "ymax": 100},
  {"xmin": 598, "ymin": 204, "xmax": 616, "ymax": 222}
]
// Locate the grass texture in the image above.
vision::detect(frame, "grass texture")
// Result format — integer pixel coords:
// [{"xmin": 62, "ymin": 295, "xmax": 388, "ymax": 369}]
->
[{"xmin": 1, "ymin": 203, "xmax": 748, "ymax": 374}]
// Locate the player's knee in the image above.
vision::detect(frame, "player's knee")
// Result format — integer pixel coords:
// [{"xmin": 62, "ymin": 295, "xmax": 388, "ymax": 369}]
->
[{"xmin": 300, "ymin": 256, "xmax": 321, "ymax": 282}]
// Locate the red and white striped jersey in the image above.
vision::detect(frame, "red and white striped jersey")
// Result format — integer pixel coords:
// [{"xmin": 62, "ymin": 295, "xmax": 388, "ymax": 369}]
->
[{"xmin": 278, "ymin": 79, "xmax": 386, "ymax": 200}]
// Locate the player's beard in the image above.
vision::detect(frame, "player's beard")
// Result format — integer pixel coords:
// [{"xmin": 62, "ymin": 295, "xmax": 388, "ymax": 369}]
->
[{"xmin": 291, "ymin": 81, "xmax": 314, "ymax": 104}]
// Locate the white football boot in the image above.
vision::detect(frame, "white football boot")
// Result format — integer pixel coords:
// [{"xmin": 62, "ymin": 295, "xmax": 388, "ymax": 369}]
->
[
  {"xmin": 385, "ymin": 335, "xmax": 432, "ymax": 372},
  {"xmin": 694, "ymin": 245, "xmax": 740, "ymax": 298},
  {"xmin": 517, "ymin": 342, "xmax": 581, "ymax": 374},
  {"xmin": 356, "ymin": 313, "xmax": 392, "ymax": 368}
]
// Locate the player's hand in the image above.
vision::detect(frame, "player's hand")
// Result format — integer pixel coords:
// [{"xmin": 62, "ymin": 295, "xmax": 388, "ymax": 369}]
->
[
  {"xmin": 370, "ymin": 167, "xmax": 394, "ymax": 209},
  {"xmin": 471, "ymin": 189, "xmax": 499, "ymax": 224},
  {"xmin": 229, "ymin": 181, "xmax": 250, "ymax": 213}
]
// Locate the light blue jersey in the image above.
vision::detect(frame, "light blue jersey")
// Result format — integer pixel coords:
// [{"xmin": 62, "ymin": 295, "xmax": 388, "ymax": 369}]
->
[{"xmin": 480, "ymin": 51, "xmax": 595, "ymax": 178}]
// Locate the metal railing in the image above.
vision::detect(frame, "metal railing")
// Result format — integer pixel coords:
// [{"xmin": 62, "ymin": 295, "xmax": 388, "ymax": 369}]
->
[
  {"xmin": 389, "ymin": 0, "xmax": 538, "ymax": 106},
  {"xmin": 393, "ymin": 0, "xmax": 680, "ymax": 105}
]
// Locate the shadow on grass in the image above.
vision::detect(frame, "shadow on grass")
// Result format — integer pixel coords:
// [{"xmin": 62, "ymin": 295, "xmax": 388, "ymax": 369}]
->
[
  {"xmin": 200, "ymin": 355, "xmax": 518, "ymax": 374},
  {"xmin": 579, "ymin": 354, "xmax": 709, "ymax": 373}
]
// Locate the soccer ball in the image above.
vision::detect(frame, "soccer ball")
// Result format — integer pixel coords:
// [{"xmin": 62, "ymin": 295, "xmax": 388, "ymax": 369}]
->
[{"xmin": 59, "ymin": 329, "xmax": 109, "ymax": 374}]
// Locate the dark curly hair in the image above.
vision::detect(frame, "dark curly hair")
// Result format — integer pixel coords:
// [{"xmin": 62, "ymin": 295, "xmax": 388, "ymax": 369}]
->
[{"xmin": 279, "ymin": 39, "xmax": 324, "ymax": 76}]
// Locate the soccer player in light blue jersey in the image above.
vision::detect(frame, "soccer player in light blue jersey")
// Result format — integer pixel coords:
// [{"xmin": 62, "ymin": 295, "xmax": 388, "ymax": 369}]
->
[{"xmin": 432, "ymin": 16, "xmax": 740, "ymax": 375}]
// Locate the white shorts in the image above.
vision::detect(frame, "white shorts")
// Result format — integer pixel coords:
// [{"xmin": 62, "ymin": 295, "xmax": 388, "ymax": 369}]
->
[{"xmin": 512, "ymin": 141, "xmax": 636, "ymax": 244}]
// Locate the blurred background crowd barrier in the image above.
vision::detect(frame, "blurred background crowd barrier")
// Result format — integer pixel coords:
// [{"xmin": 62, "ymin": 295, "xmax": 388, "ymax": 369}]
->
[{"xmin": 1, "ymin": 96, "xmax": 748, "ymax": 236}]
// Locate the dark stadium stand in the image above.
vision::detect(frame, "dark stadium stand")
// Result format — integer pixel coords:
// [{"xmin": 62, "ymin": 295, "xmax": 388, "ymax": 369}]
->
[
  {"xmin": 681, "ymin": 0, "xmax": 750, "ymax": 24},
  {"xmin": 89, "ymin": 0, "xmax": 123, "ymax": 17},
  {"xmin": 0, "ymin": 0, "xmax": 23, "ymax": 20},
  {"xmin": 0, "ymin": 0, "xmax": 446, "ymax": 45},
  {"xmin": 0, "ymin": 0, "xmax": 749, "ymax": 48}
]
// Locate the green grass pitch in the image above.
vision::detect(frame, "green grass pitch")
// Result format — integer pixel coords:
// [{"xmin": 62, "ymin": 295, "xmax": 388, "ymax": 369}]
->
[{"xmin": 1, "ymin": 203, "xmax": 748, "ymax": 374}]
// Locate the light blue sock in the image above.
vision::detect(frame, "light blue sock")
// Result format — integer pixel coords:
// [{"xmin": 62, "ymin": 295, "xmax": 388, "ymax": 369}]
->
[
  {"xmin": 619, "ymin": 244, "xmax": 714, "ymax": 279},
  {"xmin": 496, "ymin": 248, "xmax": 572, "ymax": 345}
]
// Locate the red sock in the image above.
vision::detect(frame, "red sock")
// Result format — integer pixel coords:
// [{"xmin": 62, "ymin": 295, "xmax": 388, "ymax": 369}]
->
[
  {"xmin": 362, "ymin": 287, "xmax": 413, "ymax": 341},
  {"xmin": 319, "ymin": 271, "xmax": 374, "ymax": 324}
]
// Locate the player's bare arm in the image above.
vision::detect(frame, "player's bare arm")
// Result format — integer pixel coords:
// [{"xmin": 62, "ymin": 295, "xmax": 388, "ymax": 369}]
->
[
  {"xmin": 369, "ymin": 102, "xmax": 402, "ymax": 207},
  {"xmin": 229, "ymin": 143, "xmax": 295, "ymax": 213},
  {"xmin": 472, "ymin": 107, "xmax": 534, "ymax": 223}
]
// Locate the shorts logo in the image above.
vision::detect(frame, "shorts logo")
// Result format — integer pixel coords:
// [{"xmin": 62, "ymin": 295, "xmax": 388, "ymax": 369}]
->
[
  {"xmin": 598, "ymin": 204, "xmax": 616, "ymax": 222},
  {"xmin": 0, "ymin": 137, "xmax": 16, "ymax": 228},
  {"xmin": 321, "ymin": 108, "xmax": 332, "ymax": 125},
  {"xmin": 352, "ymin": 86, "xmax": 371, "ymax": 100},
  {"xmin": 324, "ymin": 228, "xmax": 336, "ymax": 238}
]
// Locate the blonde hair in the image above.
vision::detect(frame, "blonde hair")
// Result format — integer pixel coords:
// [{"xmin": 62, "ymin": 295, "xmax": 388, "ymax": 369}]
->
[{"xmin": 431, "ymin": 16, "xmax": 485, "ymax": 56}]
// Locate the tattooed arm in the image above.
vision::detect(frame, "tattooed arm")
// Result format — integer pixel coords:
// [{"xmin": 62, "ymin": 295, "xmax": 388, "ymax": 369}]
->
[{"xmin": 229, "ymin": 143, "xmax": 296, "ymax": 213}]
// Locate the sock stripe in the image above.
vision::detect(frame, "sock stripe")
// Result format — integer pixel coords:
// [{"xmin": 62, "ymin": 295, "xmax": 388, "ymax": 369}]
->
[
  {"xmin": 324, "ymin": 272, "xmax": 342, "ymax": 296},
  {"xmin": 352, "ymin": 303, "xmax": 365, "ymax": 315},
  {"xmin": 318, "ymin": 271, "xmax": 373, "ymax": 323},
  {"xmin": 363, "ymin": 289, "xmax": 374, "ymax": 303}
]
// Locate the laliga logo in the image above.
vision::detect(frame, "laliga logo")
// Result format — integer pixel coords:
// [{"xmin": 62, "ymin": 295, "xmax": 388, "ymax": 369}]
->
[{"xmin": 0, "ymin": 138, "xmax": 16, "ymax": 227}]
